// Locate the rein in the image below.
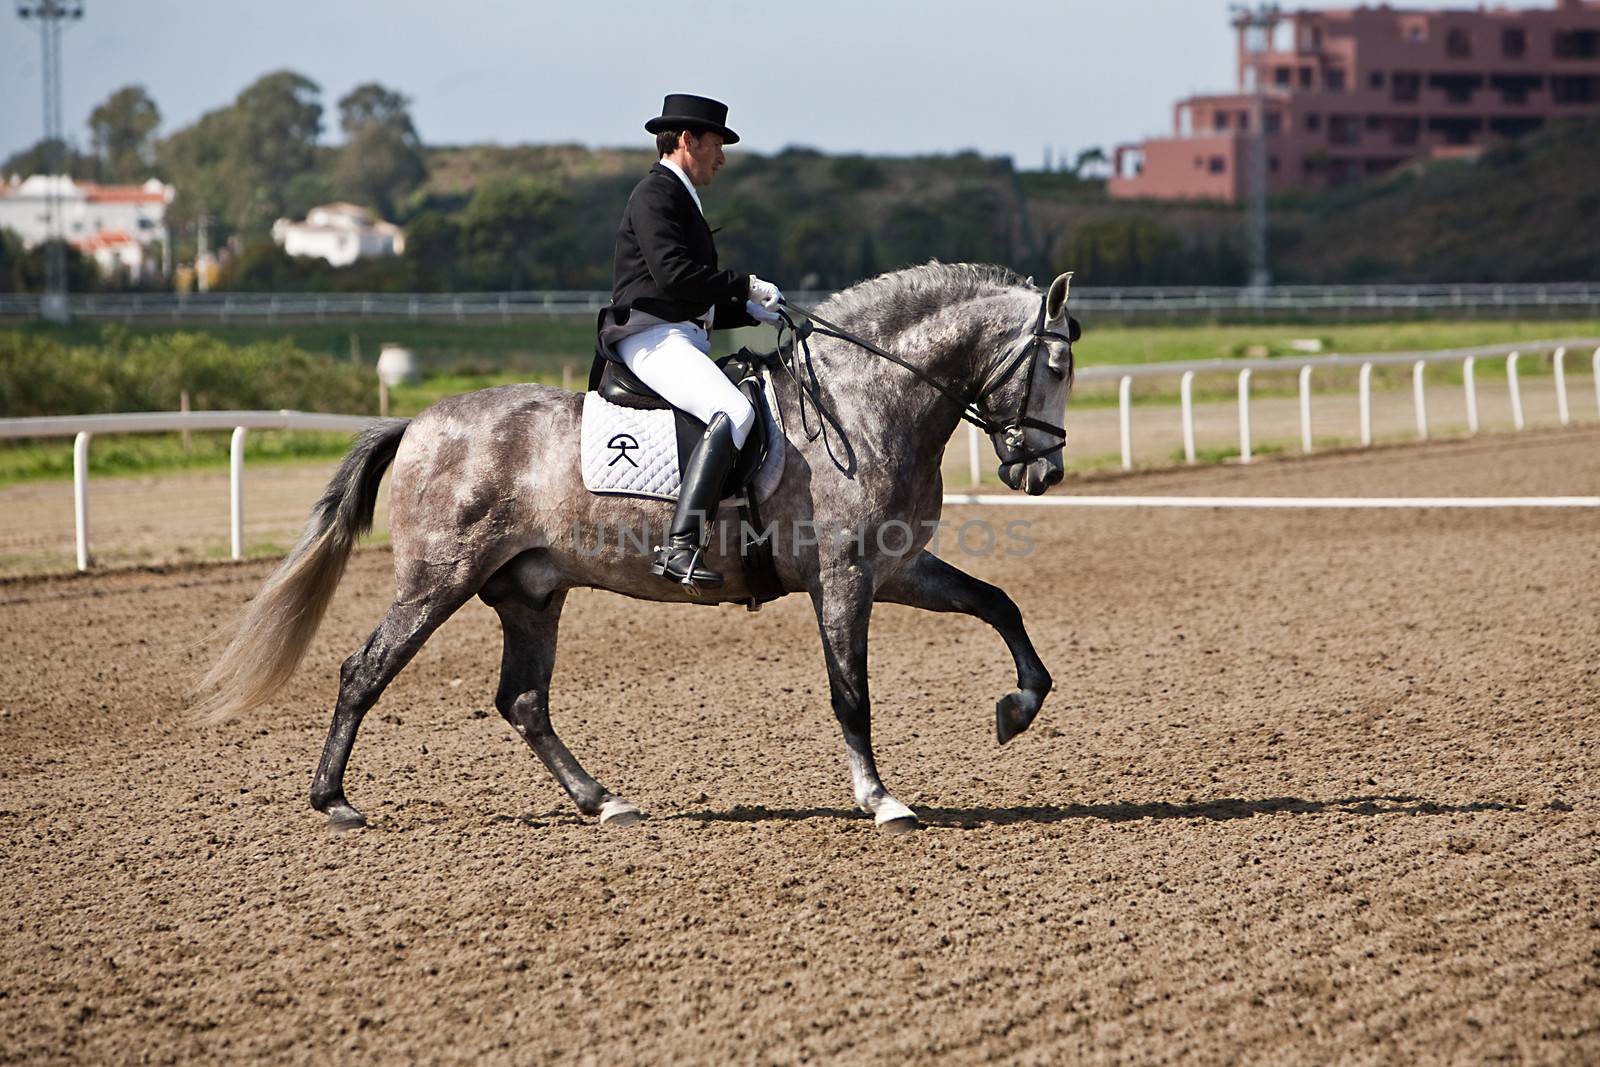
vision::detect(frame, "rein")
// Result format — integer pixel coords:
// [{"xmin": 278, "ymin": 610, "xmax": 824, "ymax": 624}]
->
[{"xmin": 774, "ymin": 294, "xmax": 1070, "ymax": 465}]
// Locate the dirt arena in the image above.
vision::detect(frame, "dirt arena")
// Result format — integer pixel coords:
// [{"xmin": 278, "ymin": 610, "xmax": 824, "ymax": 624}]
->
[{"xmin": 2, "ymin": 431, "xmax": 1597, "ymax": 1064}]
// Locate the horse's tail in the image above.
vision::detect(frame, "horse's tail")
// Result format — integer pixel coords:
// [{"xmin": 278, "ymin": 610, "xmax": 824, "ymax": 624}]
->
[{"xmin": 193, "ymin": 418, "xmax": 411, "ymax": 723}]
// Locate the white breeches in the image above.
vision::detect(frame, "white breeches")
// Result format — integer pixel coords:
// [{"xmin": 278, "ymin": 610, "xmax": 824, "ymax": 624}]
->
[{"xmin": 616, "ymin": 322, "xmax": 756, "ymax": 449}]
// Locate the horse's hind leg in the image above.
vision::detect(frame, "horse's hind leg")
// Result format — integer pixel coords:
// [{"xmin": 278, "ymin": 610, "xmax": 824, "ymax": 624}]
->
[
  {"xmin": 490, "ymin": 591, "xmax": 642, "ymax": 826},
  {"xmin": 310, "ymin": 580, "xmax": 479, "ymax": 829},
  {"xmin": 874, "ymin": 550, "xmax": 1052, "ymax": 745}
]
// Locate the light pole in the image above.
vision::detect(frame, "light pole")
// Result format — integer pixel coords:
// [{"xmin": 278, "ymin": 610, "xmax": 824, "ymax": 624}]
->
[
  {"xmin": 1231, "ymin": 3, "xmax": 1279, "ymax": 290},
  {"xmin": 15, "ymin": 0, "xmax": 85, "ymax": 324}
]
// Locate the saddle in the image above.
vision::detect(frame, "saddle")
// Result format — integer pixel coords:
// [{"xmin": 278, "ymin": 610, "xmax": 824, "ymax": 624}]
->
[
  {"xmin": 584, "ymin": 351, "xmax": 785, "ymax": 609},
  {"xmin": 595, "ymin": 354, "xmax": 771, "ymax": 499}
]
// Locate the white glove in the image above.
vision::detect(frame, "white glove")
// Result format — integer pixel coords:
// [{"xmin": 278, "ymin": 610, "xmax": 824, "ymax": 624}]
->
[
  {"xmin": 746, "ymin": 300, "xmax": 782, "ymax": 325},
  {"xmin": 748, "ymin": 275, "xmax": 782, "ymax": 309}
]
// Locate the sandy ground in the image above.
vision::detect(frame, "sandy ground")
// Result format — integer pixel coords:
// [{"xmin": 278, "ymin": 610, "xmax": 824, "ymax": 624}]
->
[
  {"xmin": 1, "ymin": 433, "xmax": 1597, "ymax": 1064},
  {"xmin": 1, "ymin": 370, "xmax": 1592, "ymax": 579}
]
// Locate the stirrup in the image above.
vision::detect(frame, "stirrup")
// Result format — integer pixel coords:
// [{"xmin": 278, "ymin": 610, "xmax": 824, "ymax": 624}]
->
[{"xmin": 650, "ymin": 542, "xmax": 724, "ymax": 591}]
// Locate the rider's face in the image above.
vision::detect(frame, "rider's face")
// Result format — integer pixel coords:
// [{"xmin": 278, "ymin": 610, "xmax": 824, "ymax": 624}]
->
[{"xmin": 680, "ymin": 130, "xmax": 725, "ymax": 186}]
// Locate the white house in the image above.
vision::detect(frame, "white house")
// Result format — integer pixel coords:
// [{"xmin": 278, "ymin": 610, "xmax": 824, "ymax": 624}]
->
[
  {"xmin": 271, "ymin": 202, "xmax": 404, "ymax": 267},
  {"xmin": 0, "ymin": 174, "xmax": 173, "ymax": 279}
]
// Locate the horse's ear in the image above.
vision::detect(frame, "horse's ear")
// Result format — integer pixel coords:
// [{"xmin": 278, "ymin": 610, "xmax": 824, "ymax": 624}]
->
[{"xmin": 1045, "ymin": 271, "xmax": 1074, "ymax": 325}]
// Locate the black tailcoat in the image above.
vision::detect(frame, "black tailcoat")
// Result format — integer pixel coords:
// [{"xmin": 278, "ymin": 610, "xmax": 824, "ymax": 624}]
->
[{"xmin": 608, "ymin": 163, "xmax": 754, "ymax": 331}]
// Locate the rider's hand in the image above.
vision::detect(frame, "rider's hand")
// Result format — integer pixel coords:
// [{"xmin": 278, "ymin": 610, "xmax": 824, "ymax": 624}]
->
[
  {"xmin": 746, "ymin": 300, "xmax": 782, "ymax": 325},
  {"xmin": 748, "ymin": 275, "xmax": 783, "ymax": 309}
]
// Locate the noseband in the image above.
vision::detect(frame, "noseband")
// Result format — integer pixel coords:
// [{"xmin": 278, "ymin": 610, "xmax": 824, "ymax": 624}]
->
[{"xmin": 777, "ymin": 292, "xmax": 1071, "ymax": 465}]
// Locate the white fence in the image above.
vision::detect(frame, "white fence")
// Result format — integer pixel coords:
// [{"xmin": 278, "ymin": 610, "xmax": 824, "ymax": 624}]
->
[
  {"xmin": 0, "ymin": 410, "xmax": 373, "ymax": 572},
  {"xmin": 3, "ymin": 283, "xmax": 1600, "ymax": 322},
  {"xmin": 3, "ymin": 337, "xmax": 1598, "ymax": 573},
  {"xmin": 1039, "ymin": 338, "xmax": 1600, "ymax": 476}
]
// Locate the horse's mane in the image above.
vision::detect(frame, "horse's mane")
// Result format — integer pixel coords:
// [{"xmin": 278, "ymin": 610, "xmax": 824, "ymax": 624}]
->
[{"xmin": 817, "ymin": 261, "xmax": 1033, "ymax": 335}]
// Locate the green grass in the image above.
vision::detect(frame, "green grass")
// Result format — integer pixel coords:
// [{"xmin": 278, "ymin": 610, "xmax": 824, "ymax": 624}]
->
[
  {"xmin": 5, "ymin": 316, "xmax": 1593, "ymax": 487},
  {"xmin": 15, "ymin": 314, "xmax": 1589, "ymax": 375},
  {"xmin": 0, "ymin": 430, "xmax": 360, "ymax": 484},
  {"xmin": 1076, "ymin": 318, "xmax": 1598, "ymax": 369}
]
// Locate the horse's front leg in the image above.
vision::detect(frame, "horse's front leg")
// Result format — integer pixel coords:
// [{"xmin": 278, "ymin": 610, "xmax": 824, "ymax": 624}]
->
[
  {"xmin": 811, "ymin": 565, "xmax": 919, "ymax": 834},
  {"xmin": 874, "ymin": 550, "xmax": 1052, "ymax": 745}
]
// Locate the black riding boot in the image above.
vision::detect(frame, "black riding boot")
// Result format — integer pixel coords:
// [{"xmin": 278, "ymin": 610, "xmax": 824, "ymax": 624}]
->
[{"xmin": 652, "ymin": 412, "xmax": 739, "ymax": 590}]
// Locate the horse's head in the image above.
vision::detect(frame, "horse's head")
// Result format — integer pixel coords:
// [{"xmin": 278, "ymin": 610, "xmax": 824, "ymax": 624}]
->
[{"xmin": 983, "ymin": 271, "xmax": 1075, "ymax": 495}]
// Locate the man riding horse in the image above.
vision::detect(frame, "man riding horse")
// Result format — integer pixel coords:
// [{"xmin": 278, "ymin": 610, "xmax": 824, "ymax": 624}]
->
[{"xmin": 596, "ymin": 93, "xmax": 784, "ymax": 591}]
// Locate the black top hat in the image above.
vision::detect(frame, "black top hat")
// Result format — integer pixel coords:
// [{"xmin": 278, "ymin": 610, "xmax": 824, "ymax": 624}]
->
[{"xmin": 645, "ymin": 94, "xmax": 740, "ymax": 145}]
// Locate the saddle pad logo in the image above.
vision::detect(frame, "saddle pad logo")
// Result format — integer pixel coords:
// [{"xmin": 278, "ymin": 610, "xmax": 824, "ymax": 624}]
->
[{"xmin": 607, "ymin": 433, "xmax": 640, "ymax": 467}]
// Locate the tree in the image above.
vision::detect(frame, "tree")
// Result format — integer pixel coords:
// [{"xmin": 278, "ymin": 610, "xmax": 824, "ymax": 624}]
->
[
  {"xmin": 333, "ymin": 82, "xmax": 426, "ymax": 219},
  {"xmin": 1, "ymin": 138, "xmax": 95, "ymax": 179},
  {"xmin": 88, "ymin": 86, "xmax": 161, "ymax": 182},
  {"xmin": 1071, "ymin": 147, "xmax": 1109, "ymax": 180},
  {"xmin": 156, "ymin": 70, "xmax": 324, "ymax": 242},
  {"xmin": 460, "ymin": 176, "xmax": 572, "ymax": 289}
]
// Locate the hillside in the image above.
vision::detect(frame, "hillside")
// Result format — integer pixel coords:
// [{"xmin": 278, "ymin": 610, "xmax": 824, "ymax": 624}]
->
[{"xmin": 1271, "ymin": 114, "xmax": 1600, "ymax": 283}]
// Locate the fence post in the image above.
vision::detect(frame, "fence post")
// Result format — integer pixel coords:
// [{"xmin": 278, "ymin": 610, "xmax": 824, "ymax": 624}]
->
[
  {"xmin": 1413, "ymin": 360, "xmax": 1428, "ymax": 440},
  {"xmin": 562, "ymin": 363, "xmax": 574, "ymax": 391},
  {"xmin": 1180, "ymin": 370, "xmax": 1196, "ymax": 464},
  {"xmin": 1298, "ymin": 365, "xmax": 1313, "ymax": 453},
  {"xmin": 1553, "ymin": 347, "xmax": 1569, "ymax": 426},
  {"xmin": 1594, "ymin": 347, "xmax": 1600, "ymax": 420},
  {"xmin": 967, "ymin": 423, "xmax": 981, "ymax": 486},
  {"xmin": 230, "ymin": 427, "xmax": 248, "ymax": 561},
  {"xmin": 1463, "ymin": 355, "xmax": 1479, "ymax": 435},
  {"xmin": 1358, "ymin": 362, "xmax": 1373, "ymax": 446},
  {"xmin": 73, "ymin": 432, "xmax": 91, "ymax": 572},
  {"xmin": 1506, "ymin": 351, "xmax": 1524, "ymax": 431},
  {"xmin": 179, "ymin": 390, "xmax": 191, "ymax": 451},
  {"xmin": 1238, "ymin": 369, "xmax": 1252, "ymax": 464},
  {"xmin": 1118, "ymin": 375, "xmax": 1133, "ymax": 471}
]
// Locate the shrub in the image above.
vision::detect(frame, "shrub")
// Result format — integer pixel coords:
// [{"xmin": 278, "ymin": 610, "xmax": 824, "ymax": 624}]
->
[{"xmin": 0, "ymin": 329, "xmax": 376, "ymax": 418}]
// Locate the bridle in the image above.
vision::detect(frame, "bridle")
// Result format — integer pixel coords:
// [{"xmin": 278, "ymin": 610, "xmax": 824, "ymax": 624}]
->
[{"xmin": 775, "ymin": 290, "xmax": 1071, "ymax": 465}]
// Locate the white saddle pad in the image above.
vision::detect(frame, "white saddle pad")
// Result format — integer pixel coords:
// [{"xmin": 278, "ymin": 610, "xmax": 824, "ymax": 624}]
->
[
  {"xmin": 580, "ymin": 392, "xmax": 683, "ymax": 500},
  {"xmin": 579, "ymin": 372, "xmax": 785, "ymax": 503}
]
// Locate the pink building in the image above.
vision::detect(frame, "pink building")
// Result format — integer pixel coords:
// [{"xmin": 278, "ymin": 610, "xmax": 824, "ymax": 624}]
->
[{"xmin": 1110, "ymin": 0, "xmax": 1600, "ymax": 201}]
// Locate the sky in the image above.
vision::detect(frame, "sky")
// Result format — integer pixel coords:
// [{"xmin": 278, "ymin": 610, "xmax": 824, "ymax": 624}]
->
[{"xmin": 0, "ymin": 0, "xmax": 1570, "ymax": 170}]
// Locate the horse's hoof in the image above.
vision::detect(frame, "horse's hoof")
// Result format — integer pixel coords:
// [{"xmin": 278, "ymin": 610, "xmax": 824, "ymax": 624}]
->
[
  {"xmin": 598, "ymin": 798, "xmax": 643, "ymax": 827},
  {"xmin": 872, "ymin": 797, "xmax": 918, "ymax": 835},
  {"xmin": 996, "ymin": 689, "xmax": 1044, "ymax": 745},
  {"xmin": 324, "ymin": 803, "xmax": 368, "ymax": 832},
  {"xmin": 877, "ymin": 815, "xmax": 920, "ymax": 836}
]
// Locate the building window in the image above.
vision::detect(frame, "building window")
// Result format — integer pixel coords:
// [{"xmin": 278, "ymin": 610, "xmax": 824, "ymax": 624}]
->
[
  {"xmin": 1369, "ymin": 71, "xmax": 1385, "ymax": 90},
  {"xmin": 1214, "ymin": 111, "xmax": 1230, "ymax": 131},
  {"xmin": 1299, "ymin": 67, "xmax": 1313, "ymax": 88},
  {"xmin": 1502, "ymin": 28, "xmax": 1526, "ymax": 58},
  {"xmin": 1553, "ymin": 30, "xmax": 1599, "ymax": 59},
  {"xmin": 1490, "ymin": 116, "xmax": 1544, "ymax": 139},
  {"xmin": 1427, "ymin": 116, "xmax": 1484, "ymax": 145},
  {"xmin": 1392, "ymin": 72, "xmax": 1421, "ymax": 102},
  {"xmin": 1446, "ymin": 28, "xmax": 1471, "ymax": 58},
  {"xmin": 1429, "ymin": 73, "xmax": 1483, "ymax": 104},
  {"xmin": 1551, "ymin": 75, "xmax": 1600, "ymax": 104},
  {"xmin": 1326, "ymin": 68, "xmax": 1346, "ymax": 92},
  {"xmin": 1264, "ymin": 112, "xmax": 1282, "ymax": 134},
  {"xmin": 1238, "ymin": 111, "xmax": 1250, "ymax": 131},
  {"xmin": 1491, "ymin": 73, "xmax": 1544, "ymax": 105},
  {"xmin": 1305, "ymin": 112, "xmax": 1322, "ymax": 132},
  {"xmin": 1208, "ymin": 156, "xmax": 1226, "ymax": 174},
  {"xmin": 1274, "ymin": 66, "xmax": 1291, "ymax": 86},
  {"xmin": 1329, "ymin": 114, "xmax": 1361, "ymax": 145},
  {"xmin": 1392, "ymin": 118, "xmax": 1420, "ymax": 146}
]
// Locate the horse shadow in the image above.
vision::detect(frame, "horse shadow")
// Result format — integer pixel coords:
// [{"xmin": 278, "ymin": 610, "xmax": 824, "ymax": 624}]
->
[{"xmin": 672, "ymin": 794, "xmax": 1525, "ymax": 829}]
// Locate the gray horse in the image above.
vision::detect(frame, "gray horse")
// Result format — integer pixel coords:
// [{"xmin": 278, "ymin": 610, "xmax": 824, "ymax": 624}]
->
[{"xmin": 197, "ymin": 262, "xmax": 1074, "ymax": 834}]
